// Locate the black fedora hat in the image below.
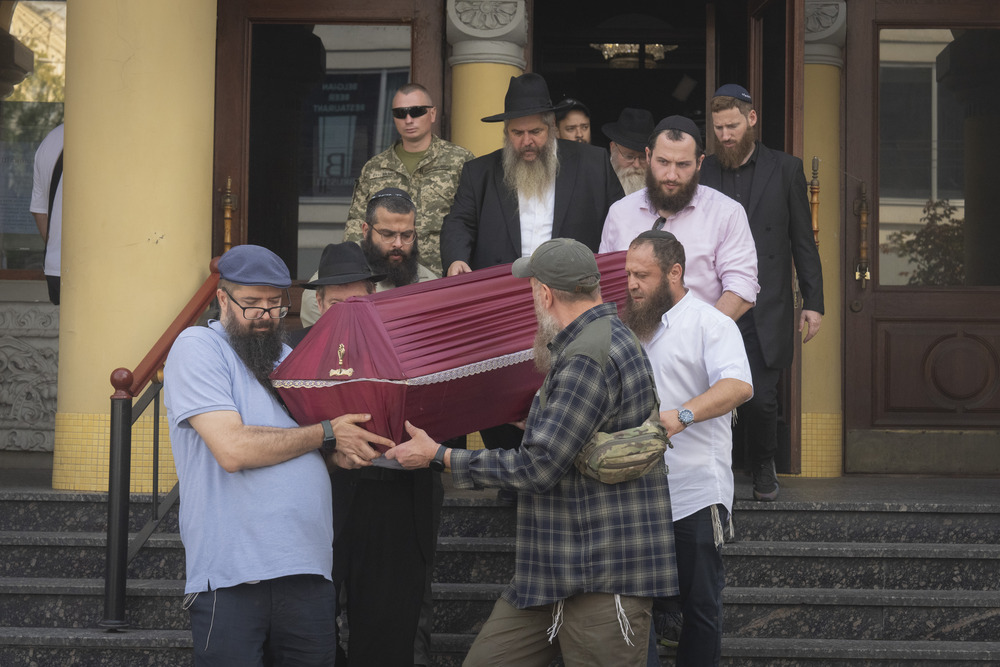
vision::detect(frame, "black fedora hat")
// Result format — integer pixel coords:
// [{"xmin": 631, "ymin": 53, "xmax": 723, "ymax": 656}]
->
[
  {"xmin": 303, "ymin": 242, "xmax": 386, "ymax": 289},
  {"xmin": 602, "ymin": 108, "xmax": 655, "ymax": 152},
  {"xmin": 481, "ymin": 73, "xmax": 572, "ymax": 123}
]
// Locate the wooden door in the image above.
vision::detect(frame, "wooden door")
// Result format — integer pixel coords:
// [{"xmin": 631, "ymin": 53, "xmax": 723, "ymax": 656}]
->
[
  {"xmin": 212, "ymin": 0, "xmax": 443, "ymax": 276},
  {"xmin": 844, "ymin": 0, "xmax": 1000, "ymax": 474}
]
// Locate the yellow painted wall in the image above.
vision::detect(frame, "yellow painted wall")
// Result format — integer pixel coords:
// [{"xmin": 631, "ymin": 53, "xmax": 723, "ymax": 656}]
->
[
  {"xmin": 54, "ymin": 0, "xmax": 216, "ymax": 490},
  {"xmin": 451, "ymin": 62, "xmax": 522, "ymax": 157},
  {"xmin": 799, "ymin": 62, "xmax": 844, "ymax": 476}
]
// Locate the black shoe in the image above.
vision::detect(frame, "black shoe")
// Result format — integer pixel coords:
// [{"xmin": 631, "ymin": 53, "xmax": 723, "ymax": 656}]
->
[
  {"xmin": 653, "ymin": 610, "xmax": 682, "ymax": 647},
  {"xmin": 752, "ymin": 458, "xmax": 779, "ymax": 501}
]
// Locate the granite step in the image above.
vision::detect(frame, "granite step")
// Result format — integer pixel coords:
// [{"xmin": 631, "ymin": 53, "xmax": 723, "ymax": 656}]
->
[
  {"xmin": 0, "ymin": 490, "xmax": 179, "ymax": 533},
  {"xmin": 430, "ymin": 634, "xmax": 1000, "ymax": 667},
  {"xmin": 731, "ymin": 500, "xmax": 1000, "ymax": 544},
  {"xmin": 722, "ymin": 587, "xmax": 1000, "ymax": 642},
  {"xmin": 433, "ymin": 536, "xmax": 514, "ymax": 584},
  {"xmin": 0, "ymin": 627, "xmax": 191, "ymax": 667},
  {"xmin": 0, "ymin": 532, "xmax": 185, "ymax": 580},
  {"xmin": 724, "ymin": 541, "xmax": 1000, "ymax": 590},
  {"xmin": 0, "ymin": 578, "xmax": 188, "ymax": 630}
]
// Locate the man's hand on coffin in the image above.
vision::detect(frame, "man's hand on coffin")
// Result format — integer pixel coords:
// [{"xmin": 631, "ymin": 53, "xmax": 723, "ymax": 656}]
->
[
  {"xmin": 446, "ymin": 260, "xmax": 472, "ymax": 277},
  {"xmin": 386, "ymin": 421, "xmax": 446, "ymax": 470},
  {"xmin": 509, "ymin": 419, "xmax": 527, "ymax": 430},
  {"xmin": 328, "ymin": 413, "xmax": 396, "ymax": 468}
]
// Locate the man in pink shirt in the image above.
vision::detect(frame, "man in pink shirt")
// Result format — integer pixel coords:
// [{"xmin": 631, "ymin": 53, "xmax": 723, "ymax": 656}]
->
[{"xmin": 600, "ymin": 115, "xmax": 758, "ymax": 320}]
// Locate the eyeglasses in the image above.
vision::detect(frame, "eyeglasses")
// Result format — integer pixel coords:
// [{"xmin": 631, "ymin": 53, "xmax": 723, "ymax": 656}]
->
[
  {"xmin": 221, "ymin": 288, "xmax": 289, "ymax": 320},
  {"xmin": 614, "ymin": 143, "xmax": 645, "ymax": 167},
  {"xmin": 371, "ymin": 227, "xmax": 416, "ymax": 245},
  {"xmin": 391, "ymin": 106, "xmax": 433, "ymax": 119},
  {"xmin": 652, "ymin": 217, "xmax": 666, "ymax": 231}
]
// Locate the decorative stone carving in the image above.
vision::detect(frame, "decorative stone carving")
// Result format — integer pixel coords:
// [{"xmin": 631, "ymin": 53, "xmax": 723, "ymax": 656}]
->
[
  {"xmin": 454, "ymin": 1, "xmax": 519, "ymax": 31},
  {"xmin": 447, "ymin": 0, "xmax": 527, "ymax": 68},
  {"xmin": 0, "ymin": 303, "xmax": 58, "ymax": 452},
  {"xmin": 805, "ymin": 1, "xmax": 846, "ymax": 68}
]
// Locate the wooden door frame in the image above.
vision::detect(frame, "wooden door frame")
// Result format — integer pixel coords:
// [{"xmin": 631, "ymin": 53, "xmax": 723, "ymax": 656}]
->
[
  {"xmin": 844, "ymin": 0, "xmax": 1000, "ymax": 472},
  {"xmin": 747, "ymin": 0, "xmax": 806, "ymax": 473},
  {"xmin": 211, "ymin": 0, "xmax": 443, "ymax": 256}
]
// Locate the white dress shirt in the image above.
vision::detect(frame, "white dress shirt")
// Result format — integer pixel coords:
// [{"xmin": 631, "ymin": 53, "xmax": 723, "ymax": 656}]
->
[{"xmin": 644, "ymin": 290, "xmax": 753, "ymax": 521}]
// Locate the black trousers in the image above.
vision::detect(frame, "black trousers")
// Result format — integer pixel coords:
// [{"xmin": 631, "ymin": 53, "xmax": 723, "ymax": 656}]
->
[
  {"xmin": 737, "ymin": 313, "xmax": 781, "ymax": 464},
  {"xmin": 340, "ymin": 476, "xmax": 427, "ymax": 666}
]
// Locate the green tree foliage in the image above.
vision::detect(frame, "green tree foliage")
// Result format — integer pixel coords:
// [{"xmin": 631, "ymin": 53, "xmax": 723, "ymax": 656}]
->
[
  {"xmin": 3, "ymin": 35, "xmax": 64, "ymax": 141},
  {"xmin": 880, "ymin": 199, "xmax": 964, "ymax": 286}
]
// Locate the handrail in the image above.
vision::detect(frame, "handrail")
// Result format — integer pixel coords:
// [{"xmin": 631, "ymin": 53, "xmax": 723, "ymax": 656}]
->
[
  {"xmin": 101, "ymin": 257, "xmax": 221, "ymax": 630},
  {"xmin": 128, "ymin": 256, "xmax": 222, "ymax": 397}
]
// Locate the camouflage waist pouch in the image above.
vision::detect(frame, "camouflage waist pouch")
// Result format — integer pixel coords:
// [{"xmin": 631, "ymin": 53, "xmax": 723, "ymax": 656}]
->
[{"xmin": 575, "ymin": 417, "xmax": 671, "ymax": 484}]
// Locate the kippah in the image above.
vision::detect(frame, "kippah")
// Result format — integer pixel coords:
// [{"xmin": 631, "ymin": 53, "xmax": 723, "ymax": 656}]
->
[
  {"xmin": 652, "ymin": 115, "xmax": 703, "ymax": 149},
  {"xmin": 370, "ymin": 187, "xmax": 413, "ymax": 204},
  {"xmin": 713, "ymin": 83, "xmax": 752, "ymax": 103},
  {"xmin": 635, "ymin": 230, "xmax": 679, "ymax": 243}
]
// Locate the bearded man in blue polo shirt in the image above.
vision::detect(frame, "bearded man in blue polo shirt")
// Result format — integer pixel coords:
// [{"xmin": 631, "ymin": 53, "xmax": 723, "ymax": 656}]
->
[{"xmin": 164, "ymin": 244, "xmax": 394, "ymax": 665}]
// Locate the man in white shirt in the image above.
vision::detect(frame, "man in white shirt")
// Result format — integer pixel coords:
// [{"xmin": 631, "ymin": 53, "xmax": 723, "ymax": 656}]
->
[
  {"xmin": 622, "ymin": 230, "xmax": 753, "ymax": 666},
  {"xmin": 30, "ymin": 123, "xmax": 64, "ymax": 305}
]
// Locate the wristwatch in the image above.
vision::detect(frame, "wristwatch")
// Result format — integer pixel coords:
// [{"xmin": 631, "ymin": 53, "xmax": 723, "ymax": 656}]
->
[
  {"xmin": 429, "ymin": 445, "xmax": 447, "ymax": 472},
  {"xmin": 320, "ymin": 419, "xmax": 337, "ymax": 454},
  {"xmin": 677, "ymin": 408, "xmax": 694, "ymax": 427}
]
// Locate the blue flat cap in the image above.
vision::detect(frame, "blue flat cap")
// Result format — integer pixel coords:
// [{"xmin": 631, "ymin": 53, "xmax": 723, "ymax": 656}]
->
[
  {"xmin": 218, "ymin": 245, "xmax": 291, "ymax": 288},
  {"xmin": 713, "ymin": 83, "xmax": 752, "ymax": 103}
]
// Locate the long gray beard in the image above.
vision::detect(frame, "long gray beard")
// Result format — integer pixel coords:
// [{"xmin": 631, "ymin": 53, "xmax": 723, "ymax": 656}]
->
[
  {"xmin": 532, "ymin": 304, "xmax": 562, "ymax": 374},
  {"xmin": 503, "ymin": 134, "xmax": 559, "ymax": 201},
  {"xmin": 615, "ymin": 164, "xmax": 646, "ymax": 195}
]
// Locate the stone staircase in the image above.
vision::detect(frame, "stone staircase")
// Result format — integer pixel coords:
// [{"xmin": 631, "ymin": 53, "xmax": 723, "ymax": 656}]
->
[{"xmin": 2, "ymin": 476, "xmax": 999, "ymax": 665}]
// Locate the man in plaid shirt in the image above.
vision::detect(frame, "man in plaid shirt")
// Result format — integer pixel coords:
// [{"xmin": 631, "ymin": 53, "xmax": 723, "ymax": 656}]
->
[{"xmin": 389, "ymin": 238, "xmax": 678, "ymax": 665}]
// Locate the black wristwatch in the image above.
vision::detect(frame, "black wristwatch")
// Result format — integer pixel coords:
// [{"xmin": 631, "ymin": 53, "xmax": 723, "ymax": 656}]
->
[
  {"xmin": 677, "ymin": 408, "xmax": 694, "ymax": 427},
  {"xmin": 320, "ymin": 420, "xmax": 337, "ymax": 454},
  {"xmin": 429, "ymin": 445, "xmax": 447, "ymax": 472}
]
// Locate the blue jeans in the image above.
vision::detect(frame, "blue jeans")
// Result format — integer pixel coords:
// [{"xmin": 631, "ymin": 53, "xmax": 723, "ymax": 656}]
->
[{"xmin": 187, "ymin": 574, "xmax": 338, "ymax": 666}]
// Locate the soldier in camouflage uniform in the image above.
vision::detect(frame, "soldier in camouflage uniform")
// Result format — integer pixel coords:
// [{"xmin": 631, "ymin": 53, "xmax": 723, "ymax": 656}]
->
[{"xmin": 342, "ymin": 82, "xmax": 474, "ymax": 278}]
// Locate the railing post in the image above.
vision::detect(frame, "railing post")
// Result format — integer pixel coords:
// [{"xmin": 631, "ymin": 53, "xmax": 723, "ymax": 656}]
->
[{"xmin": 101, "ymin": 367, "xmax": 134, "ymax": 630}]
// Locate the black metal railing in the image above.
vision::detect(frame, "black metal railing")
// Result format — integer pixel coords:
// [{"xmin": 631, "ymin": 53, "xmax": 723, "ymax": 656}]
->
[{"xmin": 100, "ymin": 258, "xmax": 220, "ymax": 630}]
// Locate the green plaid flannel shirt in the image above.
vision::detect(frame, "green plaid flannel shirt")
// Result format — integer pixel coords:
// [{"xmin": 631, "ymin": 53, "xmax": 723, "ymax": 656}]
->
[{"xmin": 450, "ymin": 303, "xmax": 679, "ymax": 608}]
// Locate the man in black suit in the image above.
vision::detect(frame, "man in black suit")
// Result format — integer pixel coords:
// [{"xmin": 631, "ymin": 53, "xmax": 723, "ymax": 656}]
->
[
  {"xmin": 441, "ymin": 72, "xmax": 624, "ymax": 276},
  {"xmin": 440, "ymin": 73, "xmax": 624, "ymax": 456},
  {"xmin": 700, "ymin": 84, "xmax": 824, "ymax": 502}
]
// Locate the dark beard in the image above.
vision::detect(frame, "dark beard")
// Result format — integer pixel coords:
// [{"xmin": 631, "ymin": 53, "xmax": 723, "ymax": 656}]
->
[
  {"xmin": 224, "ymin": 316, "xmax": 286, "ymax": 395},
  {"xmin": 502, "ymin": 133, "xmax": 559, "ymax": 201},
  {"xmin": 645, "ymin": 167, "xmax": 699, "ymax": 216},
  {"xmin": 362, "ymin": 234, "xmax": 420, "ymax": 287},
  {"xmin": 532, "ymin": 302, "xmax": 562, "ymax": 374},
  {"xmin": 622, "ymin": 281, "xmax": 674, "ymax": 343},
  {"xmin": 715, "ymin": 122, "xmax": 756, "ymax": 171}
]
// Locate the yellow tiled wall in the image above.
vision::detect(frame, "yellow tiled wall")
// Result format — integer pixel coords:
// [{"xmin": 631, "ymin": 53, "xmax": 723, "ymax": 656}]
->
[
  {"xmin": 53, "ymin": 412, "xmax": 177, "ymax": 492},
  {"xmin": 796, "ymin": 412, "xmax": 843, "ymax": 477}
]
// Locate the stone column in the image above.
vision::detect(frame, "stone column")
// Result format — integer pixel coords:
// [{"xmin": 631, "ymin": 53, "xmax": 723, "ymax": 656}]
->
[
  {"xmin": 447, "ymin": 0, "xmax": 527, "ymax": 156},
  {"xmin": 52, "ymin": 0, "xmax": 217, "ymax": 491},
  {"xmin": 800, "ymin": 0, "xmax": 846, "ymax": 476}
]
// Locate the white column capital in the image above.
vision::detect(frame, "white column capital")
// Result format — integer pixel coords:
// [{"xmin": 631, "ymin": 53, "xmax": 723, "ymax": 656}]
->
[
  {"xmin": 805, "ymin": 1, "xmax": 846, "ymax": 68},
  {"xmin": 446, "ymin": 0, "xmax": 527, "ymax": 68}
]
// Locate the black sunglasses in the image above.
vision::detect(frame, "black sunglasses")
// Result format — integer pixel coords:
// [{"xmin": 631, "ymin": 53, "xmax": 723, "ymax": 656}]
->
[{"xmin": 392, "ymin": 105, "xmax": 433, "ymax": 119}]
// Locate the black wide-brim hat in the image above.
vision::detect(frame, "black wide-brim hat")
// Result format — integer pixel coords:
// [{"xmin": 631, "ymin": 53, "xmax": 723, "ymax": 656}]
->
[
  {"xmin": 602, "ymin": 108, "xmax": 655, "ymax": 153},
  {"xmin": 481, "ymin": 73, "xmax": 573, "ymax": 123},
  {"xmin": 303, "ymin": 242, "xmax": 386, "ymax": 289}
]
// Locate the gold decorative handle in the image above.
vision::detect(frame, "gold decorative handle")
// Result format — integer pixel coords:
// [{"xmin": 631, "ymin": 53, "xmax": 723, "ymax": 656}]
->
[
  {"xmin": 853, "ymin": 181, "xmax": 870, "ymax": 289},
  {"xmin": 221, "ymin": 177, "xmax": 236, "ymax": 253},
  {"xmin": 810, "ymin": 157, "xmax": 820, "ymax": 247}
]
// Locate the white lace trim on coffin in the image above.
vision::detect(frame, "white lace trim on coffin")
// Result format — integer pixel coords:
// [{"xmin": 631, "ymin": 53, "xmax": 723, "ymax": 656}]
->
[{"xmin": 271, "ymin": 348, "xmax": 534, "ymax": 389}]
